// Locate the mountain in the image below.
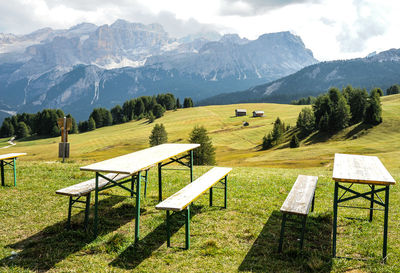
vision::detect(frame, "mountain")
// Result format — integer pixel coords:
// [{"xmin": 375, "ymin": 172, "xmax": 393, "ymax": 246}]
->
[
  {"xmin": 0, "ymin": 20, "xmax": 317, "ymax": 121},
  {"xmin": 200, "ymin": 48, "xmax": 400, "ymax": 105}
]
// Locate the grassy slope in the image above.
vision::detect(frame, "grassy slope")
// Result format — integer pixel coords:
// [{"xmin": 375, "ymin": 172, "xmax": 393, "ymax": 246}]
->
[{"xmin": 0, "ymin": 95, "xmax": 400, "ymax": 272}]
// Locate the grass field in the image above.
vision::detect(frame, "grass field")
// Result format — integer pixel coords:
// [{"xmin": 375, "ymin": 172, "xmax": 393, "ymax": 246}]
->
[{"xmin": 1, "ymin": 95, "xmax": 400, "ymax": 272}]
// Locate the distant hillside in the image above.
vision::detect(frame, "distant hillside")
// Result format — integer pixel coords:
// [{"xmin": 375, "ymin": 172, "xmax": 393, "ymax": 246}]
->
[
  {"xmin": 200, "ymin": 48, "xmax": 400, "ymax": 105},
  {"xmin": 3, "ymin": 94, "xmax": 400, "ymax": 169}
]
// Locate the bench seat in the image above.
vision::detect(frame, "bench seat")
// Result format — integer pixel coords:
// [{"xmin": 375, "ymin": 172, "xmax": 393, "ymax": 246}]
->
[
  {"xmin": 156, "ymin": 167, "xmax": 232, "ymax": 211},
  {"xmin": 56, "ymin": 173, "xmax": 131, "ymax": 197},
  {"xmin": 156, "ymin": 166, "xmax": 232, "ymax": 249},
  {"xmin": 278, "ymin": 175, "xmax": 318, "ymax": 252}
]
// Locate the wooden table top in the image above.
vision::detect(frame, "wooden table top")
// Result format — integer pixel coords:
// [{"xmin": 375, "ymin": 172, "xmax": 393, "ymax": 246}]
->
[
  {"xmin": 332, "ymin": 153, "xmax": 396, "ymax": 185},
  {"xmin": 80, "ymin": 143, "xmax": 200, "ymax": 175},
  {"xmin": 0, "ymin": 153, "xmax": 27, "ymax": 160}
]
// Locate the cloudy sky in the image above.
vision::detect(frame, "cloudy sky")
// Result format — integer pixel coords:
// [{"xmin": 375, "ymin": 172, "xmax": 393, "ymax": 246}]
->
[{"xmin": 0, "ymin": 0, "xmax": 398, "ymax": 61}]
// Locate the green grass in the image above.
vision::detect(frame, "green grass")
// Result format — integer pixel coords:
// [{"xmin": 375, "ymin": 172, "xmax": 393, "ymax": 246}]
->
[
  {"xmin": 0, "ymin": 162, "xmax": 399, "ymax": 272},
  {"xmin": 1, "ymin": 96, "xmax": 400, "ymax": 272}
]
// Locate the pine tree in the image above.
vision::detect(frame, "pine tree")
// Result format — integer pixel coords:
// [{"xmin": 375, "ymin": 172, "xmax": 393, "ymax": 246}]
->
[
  {"xmin": 16, "ymin": 122, "xmax": 30, "ymax": 139},
  {"xmin": 88, "ymin": 117, "xmax": 96, "ymax": 131},
  {"xmin": 152, "ymin": 104, "xmax": 165, "ymax": 118},
  {"xmin": 296, "ymin": 107, "xmax": 315, "ymax": 137},
  {"xmin": 290, "ymin": 134, "xmax": 300, "ymax": 148},
  {"xmin": 189, "ymin": 126, "xmax": 216, "ymax": 165},
  {"xmin": 364, "ymin": 89, "xmax": 383, "ymax": 125},
  {"xmin": 149, "ymin": 123, "xmax": 168, "ymax": 146},
  {"xmin": 262, "ymin": 133, "xmax": 273, "ymax": 150}
]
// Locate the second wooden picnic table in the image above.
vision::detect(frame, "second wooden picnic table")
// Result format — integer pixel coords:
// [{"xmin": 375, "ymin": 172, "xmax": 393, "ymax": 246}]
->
[
  {"xmin": 0, "ymin": 153, "xmax": 27, "ymax": 187},
  {"xmin": 332, "ymin": 153, "xmax": 396, "ymax": 262},
  {"xmin": 80, "ymin": 143, "xmax": 200, "ymax": 242}
]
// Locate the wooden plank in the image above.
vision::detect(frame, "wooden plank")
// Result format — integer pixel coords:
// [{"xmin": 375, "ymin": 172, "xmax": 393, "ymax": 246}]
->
[
  {"xmin": 80, "ymin": 143, "xmax": 200, "ymax": 175},
  {"xmin": 156, "ymin": 167, "xmax": 232, "ymax": 211},
  {"xmin": 332, "ymin": 153, "xmax": 396, "ymax": 185},
  {"xmin": 0, "ymin": 153, "xmax": 27, "ymax": 160},
  {"xmin": 280, "ymin": 175, "xmax": 318, "ymax": 216},
  {"xmin": 56, "ymin": 173, "xmax": 130, "ymax": 197}
]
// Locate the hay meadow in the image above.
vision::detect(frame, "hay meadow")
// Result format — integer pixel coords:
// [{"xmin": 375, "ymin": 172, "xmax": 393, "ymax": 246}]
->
[{"xmin": 1, "ymin": 95, "xmax": 400, "ymax": 272}]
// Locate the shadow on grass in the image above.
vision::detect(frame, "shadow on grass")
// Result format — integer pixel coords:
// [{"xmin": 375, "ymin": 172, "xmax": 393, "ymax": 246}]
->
[
  {"xmin": 110, "ymin": 204, "xmax": 203, "ymax": 270},
  {"xmin": 0, "ymin": 196, "xmax": 134, "ymax": 272},
  {"xmin": 344, "ymin": 123, "xmax": 373, "ymax": 140},
  {"xmin": 238, "ymin": 210, "xmax": 333, "ymax": 272}
]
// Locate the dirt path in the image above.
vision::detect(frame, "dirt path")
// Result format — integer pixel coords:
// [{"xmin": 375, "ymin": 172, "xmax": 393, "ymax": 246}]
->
[{"xmin": 1, "ymin": 137, "xmax": 16, "ymax": 149}]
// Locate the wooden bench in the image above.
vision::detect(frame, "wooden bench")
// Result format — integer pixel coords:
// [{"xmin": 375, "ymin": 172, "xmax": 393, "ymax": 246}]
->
[
  {"xmin": 156, "ymin": 167, "xmax": 232, "ymax": 249},
  {"xmin": 278, "ymin": 175, "xmax": 318, "ymax": 252},
  {"xmin": 56, "ymin": 170, "xmax": 150, "ymax": 229}
]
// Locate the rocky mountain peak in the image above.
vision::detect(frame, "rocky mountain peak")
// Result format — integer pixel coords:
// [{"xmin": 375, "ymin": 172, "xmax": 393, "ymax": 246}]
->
[{"xmin": 219, "ymin": 34, "xmax": 249, "ymax": 45}]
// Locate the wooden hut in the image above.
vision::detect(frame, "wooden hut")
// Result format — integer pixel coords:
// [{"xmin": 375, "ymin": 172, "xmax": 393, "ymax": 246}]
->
[
  {"xmin": 235, "ymin": 109, "xmax": 247, "ymax": 117},
  {"xmin": 252, "ymin": 111, "xmax": 264, "ymax": 117}
]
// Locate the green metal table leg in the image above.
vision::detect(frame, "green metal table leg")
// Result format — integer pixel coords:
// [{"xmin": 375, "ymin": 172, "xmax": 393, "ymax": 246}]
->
[
  {"xmin": 67, "ymin": 196, "xmax": 73, "ymax": 229},
  {"xmin": 135, "ymin": 171, "xmax": 141, "ymax": 243},
  {"xmin": 158, "ymin": 163, "xmax": 162, "ymax": 202},
  {"xmin": 186, "ymin": 206, "xmax": 190, "ymax": 249},
  {"xmin": 190, "ymin": 150, "xmax": 193, "ymax": 182},
  {"xmin": 278, "ymin": 213, "xmax": 287, "ymax": 252},
  {"xmin": 13, "ymin": 158, "xmax": 16, "ymax": 186},
  {"xmin": 1, "ymin": 160, "xmax": 4, "ymax": 186},
  {"xmin": 300, "ymin": 215, "xmax": 307, "ymax": 250},
  {"xmin": 369, "ymin": 185, "xmax": 375, "ymax": 222},
  {"xmin": 383, "ymin": 186, "xmax": 390, "ymax": 263},
  {"xmin": 84, "ymin": 193, "xmax": 91, "ymax": 230},
  {"xmin": 332, "ymin": 182, "xmax": 339, "ymax": 258},
  {"xmin": 224, "ymin": 176, "xmax": 228, "ymax": 209},
  {"xmin": 94, "ymin": 172, "xmax": 99, "ymax": 237},
  {"xmin": 209, "ymin": 187, "xmax": 213, "ymax": 206},
  {"xmin": 166, "ymin": 210, "xmax": 171, "ymax": 247}
]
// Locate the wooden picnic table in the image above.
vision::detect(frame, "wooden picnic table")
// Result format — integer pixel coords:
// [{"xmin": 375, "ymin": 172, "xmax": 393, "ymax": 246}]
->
[
  {"xmin": 80, "ymin": 143, "xmax": 200, "ymax": 241},
  {"xmin": 0, "ymin": 153, "xmax": 27, "ymax": 187},
  {"xmin": 332, "ymin": 153, "xmax": 396, "ymax": 262}
]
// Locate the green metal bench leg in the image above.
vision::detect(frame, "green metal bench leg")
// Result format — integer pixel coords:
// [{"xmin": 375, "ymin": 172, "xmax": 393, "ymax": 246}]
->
[
  {"xmin": 94, "ymin": 173, "xmax": 99, "ymax": 237},
  {"xmin": 186, "ymin": 205, "xmax": 190, "ymax": 249},
  {"xmin": 311, "ymin": 194, "xmax": 315, "ymax": 212},
  {"xmin": 224, "ymin": 176, "xmax": 228, "ymax": 209},
  {"xmin": 209, "ymin": 187, "xmax": 213, "ymax": 206},
  {"xmin": 383, "ymin": 186, "xmax": 390, "ymax": 263},
  {"xmin": 332, "ymin": 182, "xmax": 339, "ymax": 258},
  {"xmin": 144, "ymin": 169, "xmax": 148, "ymax": 198},
  {"xmin": 135, "ymin": 171, "xmax": 141, "ymax": 244},
  {"xmin": 13, "ymin": 158, "xmax": 16, "ymax": 186},
  {"xmin": 278, "ymin": 213, "xmax": 287, "ymax": 252},
  {"xmin": 67, "ymin": 196, "xmax": 73, "ymax": 229},
  {"xmin": 190, "ymin": 150, "xmax": 193, "ymax": 182},
  {"xmin": 166, "ymin": 210, "xmax": 171, "ymax": 247},
  {"xmin": 130, "ymin": 175, "xmax": 135, "ymax": 198},
  {"xmin": 84, "ymin": 193, "xmax": 91, "ymax": 230},
  {"xmin": 158, "ymin": 163, "xmax": 162, "ymax": 202},
  {"xmin": 369, "ymin": 185, "xmax": 375, "ymax": 222},
  {"xmin": 1, "ymin": 160, "xmax": 4, "ymax": 186},
  {"xmin": 300, "ymin": 215, "xmax": 307, "ymax": 250}
]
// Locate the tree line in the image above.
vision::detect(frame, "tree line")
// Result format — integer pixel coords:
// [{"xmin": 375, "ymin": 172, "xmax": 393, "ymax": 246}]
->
[
  {"xmin": 262, "ymin": 85, "xmax": 383, "ymax": 150},
  {"xmin": 78, "ymin": 93, "xmax": 194, "ymax": 133},
  {"xmin": 0, "ymin": 109, "xmax": 77, "ymax": 139},
  {"xmin": 0, "ymin": 93, "xmax": 194, "ymax": 138}
]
